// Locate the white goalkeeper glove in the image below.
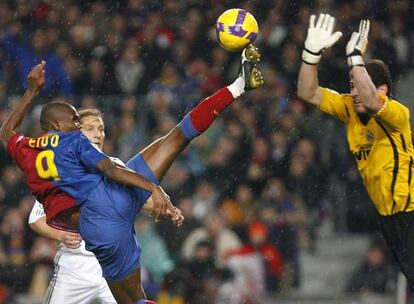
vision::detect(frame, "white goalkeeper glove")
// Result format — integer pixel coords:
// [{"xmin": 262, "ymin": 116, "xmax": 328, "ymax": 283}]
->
[
  {"xmin": 302, "ymin": 13, "xmax": 343, "ymax": 65},
  {"xmin": 346, "ymin": 19, "xmax": 370, "ymax": 68}
]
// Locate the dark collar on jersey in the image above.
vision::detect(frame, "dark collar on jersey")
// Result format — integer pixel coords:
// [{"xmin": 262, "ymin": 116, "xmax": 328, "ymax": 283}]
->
[{"xmin": 357, "ymin": 113, "xmax": 371, "ymax": 125}]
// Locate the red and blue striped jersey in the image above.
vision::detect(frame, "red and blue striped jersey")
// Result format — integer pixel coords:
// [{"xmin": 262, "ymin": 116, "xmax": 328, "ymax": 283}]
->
[{"xmin": 7, "ymin": 130, "xmax": 108, "ymax": 230}]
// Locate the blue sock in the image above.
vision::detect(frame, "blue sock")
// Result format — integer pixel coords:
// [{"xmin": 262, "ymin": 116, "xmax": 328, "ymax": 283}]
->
[{"xmin": 179, "ymin": 114, "xmax": 200, "ymax": 140}]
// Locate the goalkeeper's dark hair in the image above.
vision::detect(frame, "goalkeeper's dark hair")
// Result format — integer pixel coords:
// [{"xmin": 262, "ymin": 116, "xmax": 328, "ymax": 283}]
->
[{"xmin": 365, "ymin": 59, "xmax": 392, "ymax": 97}]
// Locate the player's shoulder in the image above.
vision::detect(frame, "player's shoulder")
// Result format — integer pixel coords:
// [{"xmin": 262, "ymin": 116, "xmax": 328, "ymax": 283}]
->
[
  {"xmin": 321, "ymin": 87, "xmax": 350, "ymax": 101},
  {"xmin": 379, "ymin": 95, "xmax": 410, "ymax": 118},
  {"xmin": 7, "ymin": 132, "xmax": 28, "ymax": 154},
  {"xmin": 390, "ymin": 97, "xmax": 409, "ymax": 112},
  {"xmin": 8, "ymin": 132, "xmax": 27, "ymax": 143},
  {"xmin": 322, "ymin": 87, "xmax": 341, "ymax": 95},
  {"xmin": 59, "ymin": 130, "xmax": 83, "ymax": 138},
  {"xmin": 55, "ymin": 130, "xmax": 86, "ymax": 144}
]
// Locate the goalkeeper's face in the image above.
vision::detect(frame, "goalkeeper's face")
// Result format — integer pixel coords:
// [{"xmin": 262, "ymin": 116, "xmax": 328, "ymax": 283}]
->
[
  {"xmin": 350, "ymin": 80, "xmax": 368, "ymax": 114},
  {"xmin": 81, "ymin": 115, "xmax": 105, "ymax": 150},
  {"xmin": 350, "ymin": 79, "xmax": 388, "ymax": 114}
]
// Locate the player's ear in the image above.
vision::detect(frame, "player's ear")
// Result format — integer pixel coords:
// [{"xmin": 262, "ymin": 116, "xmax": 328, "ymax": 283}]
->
[
  {"xmin": 52, "ymin": 120, "xmax": 61, "ymax": 131},
  {"xmin": 378, "ymin": 84, "xmax": 388, "ymax": 96}
]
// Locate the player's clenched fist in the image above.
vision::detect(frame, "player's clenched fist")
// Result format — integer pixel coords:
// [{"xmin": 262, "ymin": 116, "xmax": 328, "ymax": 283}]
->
[
  {"xmin": 27, "ymin": 60, "xmax": 46, "ymax": 94},
  {"xmin": 302, "ymin": 13, "xmax": 343, "ymax": 65}
]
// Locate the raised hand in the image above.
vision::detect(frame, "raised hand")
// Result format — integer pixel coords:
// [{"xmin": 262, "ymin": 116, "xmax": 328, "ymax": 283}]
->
[
  {"xmin": 302, "ymin": 13, "xmax": 343, "ymax": 65},
  {"xmin": 27, "ymin": 60, "xmax": 46, "ymax": 94},
  {"xmin": 346, "ymin": 19, "xmax": 370, "ymax": 68},
  {"xmin": 0, "ymin": 60, "xmax": 47, "ymax": 144}
]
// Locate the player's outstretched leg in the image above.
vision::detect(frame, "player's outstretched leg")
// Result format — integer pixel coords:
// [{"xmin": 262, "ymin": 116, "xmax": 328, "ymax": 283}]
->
[{"xmin": 136, "ymin": 44, "xmax": 264, "ymax": 181}]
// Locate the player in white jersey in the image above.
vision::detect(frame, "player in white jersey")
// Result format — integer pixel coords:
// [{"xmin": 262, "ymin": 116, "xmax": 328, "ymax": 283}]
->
[
  {"xmin": 29, "ymin": 200, "xmax": 117, "ymax": 304},
  {"xmin": 28, "ymin": 109, "xmax": 183, "ymax": 304}
]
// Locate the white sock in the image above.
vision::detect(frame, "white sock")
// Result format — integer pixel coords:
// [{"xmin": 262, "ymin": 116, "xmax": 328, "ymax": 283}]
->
[{"xmin": 227, "ymin": 76, "xmax": 245, "ymax": 98}]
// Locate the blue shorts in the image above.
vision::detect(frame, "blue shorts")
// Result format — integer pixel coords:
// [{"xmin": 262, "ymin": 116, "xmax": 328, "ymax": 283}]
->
[{"xmin": 79, "ymin": 153, "xmax": 159, "ymax": 281}]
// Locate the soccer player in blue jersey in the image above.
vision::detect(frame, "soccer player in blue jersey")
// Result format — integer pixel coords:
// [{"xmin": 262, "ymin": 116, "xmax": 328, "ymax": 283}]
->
[
  {"xmin": 0, "ymin": 44, "xmax": 264, "ymax": 304},
  {"xmin": 28, "ymin": 108, "xmax": 183, "ymax": 304}
]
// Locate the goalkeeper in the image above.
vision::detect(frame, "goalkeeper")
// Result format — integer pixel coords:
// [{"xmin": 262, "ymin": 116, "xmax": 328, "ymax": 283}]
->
[{"xmin": 298, "ymin": 13, "xmax": 414, "ymax": 287}]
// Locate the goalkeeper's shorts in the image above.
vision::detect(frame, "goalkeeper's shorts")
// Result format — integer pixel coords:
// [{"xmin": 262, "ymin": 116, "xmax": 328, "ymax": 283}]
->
[{"xmin": 380, "ymin": 211, "xmax": 414, "ymax": 288}]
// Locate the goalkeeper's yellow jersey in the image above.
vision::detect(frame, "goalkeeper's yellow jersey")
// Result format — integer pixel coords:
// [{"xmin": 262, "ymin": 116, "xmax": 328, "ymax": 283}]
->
[{"xmin": 319, "ymin": 87, "xmax": 414, "ymax": 216}]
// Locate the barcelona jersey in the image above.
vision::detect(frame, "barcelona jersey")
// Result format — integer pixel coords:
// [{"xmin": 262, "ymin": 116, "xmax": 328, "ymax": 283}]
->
[
  {"xmin": 8, "ymin": 129, "xmax": 159, "ymax": 280},
  {"xmin": 318, "ymin": 88, "xmax": 414, "ymax": 216},
  {"xmin": 7, "ymin": 130, "xmax": 107, "ymax": 229}
]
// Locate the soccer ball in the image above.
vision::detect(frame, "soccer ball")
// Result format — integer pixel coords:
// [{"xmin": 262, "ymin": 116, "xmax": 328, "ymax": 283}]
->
[{"xmin": 216, "ymin": 8, "xmax": 259, "ymax": 52}]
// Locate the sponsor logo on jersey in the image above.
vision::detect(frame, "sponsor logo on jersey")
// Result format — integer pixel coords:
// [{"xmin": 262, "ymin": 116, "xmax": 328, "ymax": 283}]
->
[{"xmin": 353, "ymin": 145, "xmax": 372, "ymax": 161}]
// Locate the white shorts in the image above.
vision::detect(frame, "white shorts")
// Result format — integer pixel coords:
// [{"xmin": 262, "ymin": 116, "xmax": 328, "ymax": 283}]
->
[{"xmin": 43, "ymin": 251, "xmax": 116, "ymax": 304}]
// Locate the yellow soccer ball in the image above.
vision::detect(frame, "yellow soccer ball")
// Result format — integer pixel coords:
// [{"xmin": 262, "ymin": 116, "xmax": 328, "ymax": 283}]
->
[{"xmin": 216, "ymin": 8, "xmax": 259, "ymax": 52}]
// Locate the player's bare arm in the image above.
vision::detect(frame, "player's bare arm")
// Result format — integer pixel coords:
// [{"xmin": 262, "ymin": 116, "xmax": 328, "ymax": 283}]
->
[
  {"xmin": 298, "ymin": 62, "xmax": 323, "ymax": 106},
  {"xmin": 297, "ymin": 14, "xmax": 342, "ymax": 106},
  {"xmin": 96, "ymin": 158, "xmax": 177, "ymax": 220},
  {"xmin": 346, "ymin": 20, "xmax": 383, "ymax": 113},
  {"xmin": 108, "ymin": 159, "xmax": 182, "ymax": 224},
  {"xmin": 30, "ymin": 216, "xmax": 82, "ymax": 249},
  {"xmin": 28, "ymin": 200, "xmax": 82, "ymax": 249},
  {"xmin": 0, "ymin": 61, "xmax": 46, "ymax": 144}
]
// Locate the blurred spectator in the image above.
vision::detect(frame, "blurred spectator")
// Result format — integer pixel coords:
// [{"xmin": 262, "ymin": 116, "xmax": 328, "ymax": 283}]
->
[
  {"xmin": 229, "ymin": 221, "xmax": 283, "ymax": 294},
  {"xmin": 162, "ymin": 163, "xmax": 194, "ymax": 199},
  {"xmin": 1, "ymin": 28, "xmax": 73, "ymax": 97},
  {"xmin": 78, "ymin": 58, "xmax": 119, "ymax": 95},
  {"xmin": 156, "ymin": 197, "xmax": 201, "ymax": 261},
  {"xmin": 225, "ymin": 241, "xmax": 266, "ymax": 304},
  {"xmin": 346, "ymin": 241, "xmax": 394, "ymax": 294},
  {"xmin": 182, "ymin": 213, "xmax": 241, "ymax": 266},
  {"xmin": 191, "ymin": 181, "xmax": 219, "ymax": 222},
  {"xmin": 28, "ymin": 237, "xmax": 56, "ymax": 298},
  {"xmin": 185, "ymin": 240, "xmax": 217, "ymax": 285},
  {"xmin": 286, "ymin": 138, "xmax": 325, "ymax": 250},
  {"xmin": 0, "ymin": 208, "xmax": 35, "ymax": 293},
  {"xmin": 135, "ymin": 215, "xmax": 173, "ymax": 284},
  {"xmin": 1, "ymin": 165, "xmax": 28, "ymax": 209},
  {"xmin": 248, "ymin": 222, "xmax": 283, "ymax": 293},
  {"xmin": 115, "ymin": 42, "xmax": 145, "ymax": 95},
  {"xmin": 259, "ymin": 177, "xmax": 308, "ymax": 289}
]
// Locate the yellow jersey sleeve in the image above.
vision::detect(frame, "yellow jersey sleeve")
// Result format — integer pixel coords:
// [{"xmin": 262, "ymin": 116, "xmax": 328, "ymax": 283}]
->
[
  {"xmin": 372, "ymin": 95, "xmax": 409, "ymax": 132},
  {"xmin": 318, "ymin": 87, "xmax": 350, "ymax": 123}
]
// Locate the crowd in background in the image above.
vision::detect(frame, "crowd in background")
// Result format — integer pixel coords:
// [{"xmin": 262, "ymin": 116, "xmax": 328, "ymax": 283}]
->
[{"xmin": 0, "ymin": 0, "xmax": 413, "ymax": 303}]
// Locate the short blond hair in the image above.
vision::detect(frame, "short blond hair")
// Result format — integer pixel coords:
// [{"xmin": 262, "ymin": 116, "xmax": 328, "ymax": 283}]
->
[{"xmin": 78, "ymin": 109, "xmax": 103, "ymax": 123}]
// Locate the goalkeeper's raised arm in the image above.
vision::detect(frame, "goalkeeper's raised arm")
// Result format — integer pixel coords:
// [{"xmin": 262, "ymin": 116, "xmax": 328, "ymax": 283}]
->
[
  {"xmin": 295, "ymin": 12, "xmax": 414, "ymax": 292},
  {"xmin": 297, "ymin": 13, "xmax": 342, "ymax": 106},
  {"xmin": 346, "ymin": 19, "xmax": 384, "ymax": 114}
]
